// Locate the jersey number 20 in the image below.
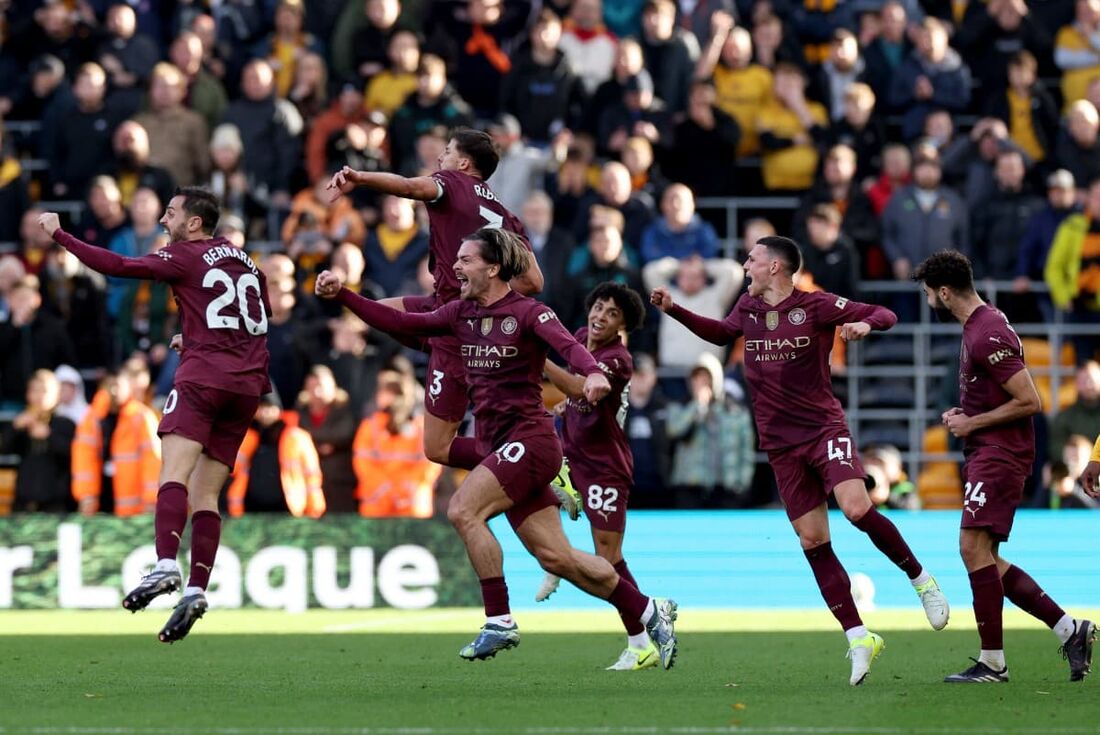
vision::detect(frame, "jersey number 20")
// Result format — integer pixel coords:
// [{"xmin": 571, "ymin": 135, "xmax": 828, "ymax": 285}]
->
[{"xmin": 204, "ymin": 268, "xmax": 269, "ymax": 335}]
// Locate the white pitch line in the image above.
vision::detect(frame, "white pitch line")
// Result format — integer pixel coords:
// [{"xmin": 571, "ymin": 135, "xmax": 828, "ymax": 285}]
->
[{"xmin": 321, "ymin": 611, "xmax": 472, "ymax": 633}]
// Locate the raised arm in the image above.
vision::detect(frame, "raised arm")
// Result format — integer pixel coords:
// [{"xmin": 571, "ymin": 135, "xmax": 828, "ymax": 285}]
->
[
  {"xmin": 317, "ymin": 270, "xmax": 452, "ymax": 338},
  {"xmin": 544, "ymin": 359, "xmax": 586, "ymax": 400},
  {"xmin": 326, "ymin": 166, "xmax": 441, "ymax": 202},
  {"xmin": 815, "ymin": 292, "xmax": 897, "ymax": 341},
  {"xmin": 651, "ymin": 287, "xmax": 740, "ymax": 345},
  {"xmin": 511, "ymin": 250, "xmax": 544, "ymax": 296},
  {"xmin": 532, "ymin": 309, "xmax": 609, "ymax": 403},
  {"xmin": 43, "ymin": 215, "xmax": 183, "ymax": 281}
]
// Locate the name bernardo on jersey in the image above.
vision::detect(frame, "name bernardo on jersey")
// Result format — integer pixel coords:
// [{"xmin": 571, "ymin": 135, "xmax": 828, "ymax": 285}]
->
[{"xmin": 201, "ymin": 245, "xmax": 259, "ymax": 274}]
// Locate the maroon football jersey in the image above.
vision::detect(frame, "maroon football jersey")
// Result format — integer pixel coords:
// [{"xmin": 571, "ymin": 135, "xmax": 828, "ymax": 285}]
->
[
  {"xmin": 561, "ymin": 328, "xmax": 634, "ymax": 488},
  {"xmin": 54, "ymin": 231, "xmax": 271, "ymax": 396},
  {"xmin": 960, "ymin": 305, "xmax": 1035, "ymax": 462},
  {"xmin": 670, "ymin": 289, "xmax": 897, "ymax": 450},
  {"xmin": 427, "ymin": 169, "xmax": 529, "ymax": 305},
  {"xmin": 336, "ymin": 289, "xmax": 601, "ymax": 452}
]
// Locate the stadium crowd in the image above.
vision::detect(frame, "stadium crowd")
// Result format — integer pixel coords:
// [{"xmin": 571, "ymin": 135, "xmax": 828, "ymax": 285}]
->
[{"xmin": 0, "ymin": 0, "xmax": 1099, "ymax": 516}]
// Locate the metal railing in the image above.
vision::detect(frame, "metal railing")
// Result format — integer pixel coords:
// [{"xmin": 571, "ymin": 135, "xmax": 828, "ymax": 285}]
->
[{"xmin": 696, "ymin": 196, "xmax": 800, "ymax": 257}]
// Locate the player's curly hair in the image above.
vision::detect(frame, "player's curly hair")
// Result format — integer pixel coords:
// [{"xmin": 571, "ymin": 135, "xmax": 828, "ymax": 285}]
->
[
  {"xmin": 450, "ymin": 128, "xmax": 500, "ymax": 179},
  {"xmin": 175, "ymin": 186, "xmax": 220, "ymax": 235},
  {"xmin": 584, "ymin": 282, "xmax": 645, "ymax": 332},
  {"xmin": 911, "ymin": 250, "xmax": 975, "ymax": 294},
  {"xmin": 466, "ymin": 228, "xmax": 530, "ymax": 281}
]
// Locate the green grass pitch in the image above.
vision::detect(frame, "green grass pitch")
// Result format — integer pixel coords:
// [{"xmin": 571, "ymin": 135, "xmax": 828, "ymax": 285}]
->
[{"xmin": 1, "ymin": 609, "xmax": 1098, "ymax": 734}]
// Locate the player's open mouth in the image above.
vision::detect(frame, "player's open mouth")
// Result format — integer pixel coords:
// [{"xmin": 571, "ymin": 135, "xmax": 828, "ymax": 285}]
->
[{"xmin": 590, "ymin": 321, "xmax": 605, "ymax": 335}]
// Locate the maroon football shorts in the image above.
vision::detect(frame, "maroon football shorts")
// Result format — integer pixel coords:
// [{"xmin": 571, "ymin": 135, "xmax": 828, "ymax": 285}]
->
[
  {"xmin": 960, "ymin": 447, "xmax": 1030, "ymax": 541},
  {"xmin": 572, "ymin": 463, "xmax": 630, "ymax": 532},
  {"xmin": 767, "ymin": 427, "xmax": 866, "ymax": 522},
  {"xmin": 158, "ymin": 381, "xmax": 259, "ymax": 468},
  {"xmin": 401, "ymin": 295, "xmax": 470, "ymax": 422},
  {"xmin": 481, "ymin": 430, "xmax": 564, "ymax": 530}
]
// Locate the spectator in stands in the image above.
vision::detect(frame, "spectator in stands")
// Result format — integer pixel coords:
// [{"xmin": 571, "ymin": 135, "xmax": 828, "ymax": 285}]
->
[
  {"xmin": 501, "ymin": 10, "xmax": 582, "ymax": 145},
  {"xmin": 867, "ymin": 142, "xmax": 911, "ymax": 217},
  {"xmin": 434, "ymin": 0, "xmax": 531, "ymax": 116},
  {"xmin": 521, "ymin": 190, "xmax": 575, "ymax": 307},
  {"xmin": 621, "ymin": 135, "xmax": 666, "ymax": 200},
  {"xmin": 800, "ymin": 204, "xmax": 861, "ymax": 299},
  {"xmin": 364, "ymin": 30, "xmax": 420, "ymax": 117},
  {"xmin": 101, "ymin": 121, "xmax": 175, "ymax": 207},
  {"xmin": 282, "ymin": 176, "xmax": 366, "ymax": 251},
  {"xmin": 223, "ymin": 59, "xmax": 303, "ymax": 212},
  {"xmin": 667, "ymin": 80, "xmax": 740, "ymax": 197},
  {"xmin": 9, "ymin": 55, "xmax": 72, "ymax": 156},
  {"xmin": 71, "ymin": 365, "xmax": 160, "ymax": 516},
  {"xmin": 362, "ymin": 195, "xmax": 429, "ymax": 298},
  {"xmin": 16, "ymin": 209, "xmax": 52, "ymax": 277},
  {"xmin": 559, "ymin": 213, "xmax": 645, "ymax": 330},
  {"xmin": 667, "ymin": 352, "xmax": 755, "ymax": 507},
  {"xmin": 888, "ymin": 18, "xmax": 972, "ymax": 141},
  {"xmin": 792, "ymin": 144, "xmax": 879, "ymax": 259},
  {"xmin": 8, "ymin": 1, "xmax": 95, "ymax": 77},
  {"xmin": 547, "ymin": 145, "xmax": 595, "ymax": 232},
  {"xmin": 322, "ymin": 313, "xmax": 378, "ymax": 416},
  {"xmin": 263, "ymin": 255, "xmax": 321, "ymax": 403},
  {"xmin": 624, "ymin": 353, "xmax": 670, "ymax": 508},
  {"xmin": 2, "ymin": 369, "xmax": 76, "ymax": 512},
  {"xmin": 970, "ymin": 149, "xmax": 1045, "ymax": 281},
  {"xmin": 288, "ymin": 51, "xmax": 329, "ymax": 124},
  {"xmin": 1049, "ymin": 435, "xmax": 1100, "ymax": 508},
  {"xmin": 206, "ymin": 123, "xmax": 260, "ymax": 228},
  {"xmin": 751, "ymin": 13, "xmax": 804, "ymax": 71},
  {"xmin": 863, "ymin": 1, "xmax": 912, "ymax": 107},
  {"xmin": 697, "ymin": 22, "xmax": 770, "ymax": 160},
  {"xmin": 597, "ymin": 69, "xmax": 674, "ymax": 156},
  {"xmin": 586, "ymin": 37, "xmax": 646, "ymax": 135},
  {"xmin": 942, "ymin": 117, "xmax": 1029, "ymax": 209},
  {"xmin": 0, "ymin": 255, "xmax": 24, "ymax": 322},
  {"xmin": 387, "ymin": 54, "xmax": 473, "ymax": 173},
  {"xmin": 115, "ymin": 235, "xmax": 176, "ymax": 364},
  {"xmin": 816, "ymin": 30, "xmax": 867, "ymax": 123},
  {"xmin": 188, "ymin": 14, "xmax": 227, "ymax": 83},
  {"xmin": 97, "ymin": 3, "xmax": 159, "ymax": 117},
  {"xmin": 573, "ymin": 160, "xmax": 656, "ymax": 251},
  {"xmin": 1054, "ymin": 0, "xmax": 1100, "ymax": 108},
  {"xmin": 296, "ymin": 364, "xmax": 357, "ymax": 513},
  {"xmin": 825, "ymin": 82, "xmax": 886, "ymax": 181},
  {"xmin": 755, "ymin": 61, "xmax": 828, "ymax": 192},
  {"xmin": 920, "ymin": 108, "xmax": 956, "ymax": 157},
  {"xmin": 640, "ymin": 184, "xmax": 720, "ymax": 263},
  {"xmin": 256, "ymin": 0, "xmax": 323, "ymax": 100},
  {"xmin": 643, "ymin": 254, "xmax": 742, "ymax": 368},
  {"xmin": 306, "ymin": 83, "xmax": 369, "ymax": 183},
  {"xmin": 49, "ymin": 62, "xmax": 120, "ymax": 200},
  {"xmin": 39, "ymin": 236, "xmax": 112, "ymax": 372},
  {"xmin": 353, "ymin": 366, "xmax": 440, "ymax": 517},
  {"xmin": 558, "ymin": 0, "xmax": 617, "ymax": 96},
  {"xmin": 340, "ymin": 0, "xmax": 403, "ymax": 82},
  {"xmin": 487, "ymin": 113, "xmax": 553, "ymax": 213},
  {"xmin": 639, "ymin": 0, "xmax": 700, "ymax": 114},
  {"xmin": 0, "ymin": 122, "xmax": 29, "ymax": 243},
  {"xmin": 952, "ymin": 0, "xmax": 1051, "ymax": 99},
  {"xmin": 1015, "ymin": 168, "xmax": 1079, "ymax": 313},
  {"xmin": 1046, "ymin": 177, "xmax": 1100, "ymax": 363},
  {"xmin": 54, "ymin": 365, "xmax": 88, "ymax": 426},
  {"xmin": 227, "ymin": 390, "xmax": 326, "ymax": 517},
  {"xmin": 107, "ymin": 186, "xmax": 164, "ymax": 317},
  {"xmin": 984, "ymin": 50, "xmax": 1060, "ymax": 167},
  {"xmin": 169, "ymin": 30, "xmax": 227, "ymax": 133},
  {"xmin": 863, "ymin": 444, "xmax": 920, "ymax": 510},
  {"xmin": 740, "ymin": 217, "xmax": 776, "ymax": 259},
  {"xmin": 1054, "ymin": 100, "xmax": 1100, "ymax": 187},
  {"xmin": 1049, "ymin": 361, "xmax": 1100, "ymax": 459},
  {"xmin": 882, "ymin": 150, "xmax": 967, "ymax": 281},
  {"xmin": 134, "ymin": 63, "xmax": 209, "ymax": 188},
  {"xmin": 76, "ymin": 176, "xmax": 129, "ymax": 249}
]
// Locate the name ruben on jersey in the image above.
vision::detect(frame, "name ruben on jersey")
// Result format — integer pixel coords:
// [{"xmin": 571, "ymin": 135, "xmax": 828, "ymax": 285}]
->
[
  {"xmin": 201, "ymin": 245, "xmax": 259, "ymax": 275},
  {"xmin": 473, "ymin": 184, "xmax": 499, "ymax": 203}
]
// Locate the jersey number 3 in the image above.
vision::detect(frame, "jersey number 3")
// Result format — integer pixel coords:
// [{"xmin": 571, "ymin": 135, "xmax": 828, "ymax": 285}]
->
[{"xmin": 204, "ymin": 268, "xmax": 269, "ymax": 335}]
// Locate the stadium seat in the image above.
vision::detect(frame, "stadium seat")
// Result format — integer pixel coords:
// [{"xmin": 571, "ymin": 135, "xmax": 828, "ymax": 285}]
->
[
  {"xmin": 1023, "ymin": 338, "xmax": 1077, "ymax": 412},
  {"xmin": 917, "ymin": 426, "xmax": 961, "ymax": 509}
]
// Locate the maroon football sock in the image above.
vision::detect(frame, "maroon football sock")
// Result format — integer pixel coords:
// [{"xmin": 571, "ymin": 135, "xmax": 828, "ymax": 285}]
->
[
  {"xmin": 607, "ymin": 576, "xmax": 649, "ymax": 622},
  {"xmin": 1001, "ymin": 564, "xmax": 1066, "ymax": 629},
  {"xmin": 804, "ymin": 542, "xmax": 863, "ymax": 630},
  {"xmin": 613, "ymin": 560, "xmax": 647, "ymax": 635},
  {"xmin": 186, "ymin": 511, "xmax": 221, "ymax": 591},
  {"xmin": 154, "ymin": 481, "xmax": 189, "ymax": 561},
  {"xmin": 852, "ymin": 507, "xmax": 923, "ymax": 579},
  {"xmin": 448, "ymin": 438, "xmax": 486, "ymax": 471},
  {"xmin": 969, "ymin": 564, "xmax": 1005, "ymax": 650},
  {"xmin": 479, "ymin": 576, "xmax": 511, "ymax": 618}
]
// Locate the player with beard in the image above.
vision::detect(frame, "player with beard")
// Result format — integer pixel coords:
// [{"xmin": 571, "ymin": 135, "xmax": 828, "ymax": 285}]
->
[
  {"xmin": 914, "ymin": 250, "xmax": 1095, "ymax": 684},
  {"xmin": 533, "ymin": 282, "xmax": 658, "ymax": 671},
  {"xmin": 651, "ymin": 235, "xmax": 949, "ymax": 686},
  {"xmin": 314, "ymin": 229, "xmax": 678, "ymax": 668},
  {"xmin": 39, "ymin": 187, "xmax": 271, "ymax": 642}
]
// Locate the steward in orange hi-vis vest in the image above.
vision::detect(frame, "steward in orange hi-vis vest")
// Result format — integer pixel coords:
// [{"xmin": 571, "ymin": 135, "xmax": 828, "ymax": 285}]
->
[
  {"xmin": 226, "ymin": 411, "xmax": 326, "ymax": 518},
  {"xmin": 353, "ymin": 411, "xmax": 441, "ymax": 518}
]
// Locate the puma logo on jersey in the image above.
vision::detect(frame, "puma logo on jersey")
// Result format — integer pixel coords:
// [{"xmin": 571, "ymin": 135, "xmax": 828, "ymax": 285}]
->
[{"xmin": 748, "ymin": 313, "xmax": 759, "ymax": 324}]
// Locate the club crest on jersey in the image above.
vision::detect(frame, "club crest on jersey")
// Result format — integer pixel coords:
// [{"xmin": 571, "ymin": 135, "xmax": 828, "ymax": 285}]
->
[
  {"xmin": 501, "ymin": 316, "xmax": 518, "ymax": 335},
  {"xmin": 480, "ymin": 317, "xmax": 494, "ymax": 336},
  {"xmin": 766, "ymin": 311, "xmax": 779, "ymax": 330},
  {"xmin": 788, "ymin": 308, "xmax": 806, "ymax": 325}
]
